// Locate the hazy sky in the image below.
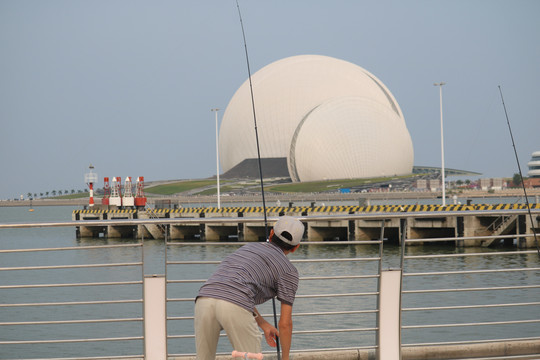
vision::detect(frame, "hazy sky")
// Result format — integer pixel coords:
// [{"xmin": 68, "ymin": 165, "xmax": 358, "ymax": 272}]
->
[{"xmin": 1, "ymin": 0, "xmax": 539, "ymax": 199}]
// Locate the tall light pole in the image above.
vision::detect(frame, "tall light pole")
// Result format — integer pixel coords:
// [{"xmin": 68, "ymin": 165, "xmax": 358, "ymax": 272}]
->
[
  {"xmin": 434, "ymin": 82, "xmax": 446, "ymax": 206},
  {"xmin": 211, "ymin": 108, "xmax": 221, "ymax": 209}
]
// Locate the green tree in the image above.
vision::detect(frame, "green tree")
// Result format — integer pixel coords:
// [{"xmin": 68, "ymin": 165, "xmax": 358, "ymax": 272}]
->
[{"xmin": 513, "ymin": 173, "xmax": 522, "ymax": 187}]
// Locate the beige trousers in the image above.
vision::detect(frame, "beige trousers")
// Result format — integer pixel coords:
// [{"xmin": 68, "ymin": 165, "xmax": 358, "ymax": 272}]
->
[{"xmin": 195, "ymin": 297, "xmax": 262, "ymax": 360}]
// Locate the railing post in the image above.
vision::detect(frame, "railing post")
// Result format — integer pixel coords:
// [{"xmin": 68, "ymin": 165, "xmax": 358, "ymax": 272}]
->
[
  {"xmin": 144, "ymin": 275, "xmax": 167, "ymax": 360},
  {"xmin": 378, "ymin": 269, "xmax": 402, "ymax": 360}
]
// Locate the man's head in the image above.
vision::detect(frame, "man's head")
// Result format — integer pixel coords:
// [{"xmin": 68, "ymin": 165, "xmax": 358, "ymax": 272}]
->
[{"xmin": 271, "ymin": 216, "xmax": 305, "ymax": 251}]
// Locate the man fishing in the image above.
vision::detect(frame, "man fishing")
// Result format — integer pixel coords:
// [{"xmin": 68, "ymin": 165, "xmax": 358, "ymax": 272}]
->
[{"xmin": 194, "ymin": 215, "xmax": 305, "ymax": 360}]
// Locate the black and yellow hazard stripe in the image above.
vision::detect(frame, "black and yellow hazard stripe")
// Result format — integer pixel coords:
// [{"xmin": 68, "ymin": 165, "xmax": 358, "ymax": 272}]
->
[{"xmin": 73, "ymin": 202, "xmax": 540, "ymax": 216}]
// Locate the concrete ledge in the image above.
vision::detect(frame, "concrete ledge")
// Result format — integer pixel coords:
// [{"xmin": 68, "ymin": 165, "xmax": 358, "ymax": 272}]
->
[
  {"xmin": 402, "ymin": 339, "xmax": 540, "ymax": 359},
  {"xmin": 170, "ymin": 349, "xmax": 376, "ymax": 360},
  {"xmin": 170, "ymin": 339, "xmax": 540, "ymax": 360}
]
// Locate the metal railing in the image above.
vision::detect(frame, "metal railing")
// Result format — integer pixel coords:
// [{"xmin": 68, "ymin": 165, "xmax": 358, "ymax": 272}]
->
[
  {"xmin": 400, "ymin": 227, "xmax": 540, "ymax": 355},
  {"xmin": 0, "ymin": 241, "xmax": 145, "ymax": 359},
  {"xmin": 1, "ymin": 213, "xmax": 539, "ymax": 359},
  {"xmin": 164, "ymin": 237, "xmax": 384, "ymax": 357}
]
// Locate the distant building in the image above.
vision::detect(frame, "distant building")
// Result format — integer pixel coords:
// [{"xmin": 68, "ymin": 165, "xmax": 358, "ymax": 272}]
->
[
  {"xmin": 527, "ymin": 151, "xmax": 540, "ymax": 178},
  {"xmin": 219, "ymin": 55, "xmax": 414, "ymax": 182},
  {"xmin": 429, "ymin": 179, "xmax": 441, "ymax": 192},
  {"xmin": 480, "ymin": 178, "xmax": 505, "ymax": 191},
  {"xmin": 523, "ymin": 178, "xmax": 540, "ymax": 188},
  {"xmin": 415, "ymin": 179, "xmax": 427, "ymax": 190},
  {"xmin": 491, "ymin": 178, "xmax": 503, "ymax": 190}
]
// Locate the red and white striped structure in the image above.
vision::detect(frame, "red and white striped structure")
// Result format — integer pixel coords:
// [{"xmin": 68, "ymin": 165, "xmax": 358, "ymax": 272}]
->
[
  {"xmin": 84, "ymin": 164, "xmax": 98, "ymax": 207},
  {"xmin": 101, "ymin": 177, "xmax": 110, "ymax": 205},
  {"xmin": 134, "ymin": 176, "xmax": 147, "ymax": 208}
]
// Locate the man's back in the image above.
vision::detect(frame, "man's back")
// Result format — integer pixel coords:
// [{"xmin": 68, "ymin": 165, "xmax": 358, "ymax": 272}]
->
[{"xmin": 197, "ymin": 242, "xmax": 299, "ymax": 312}]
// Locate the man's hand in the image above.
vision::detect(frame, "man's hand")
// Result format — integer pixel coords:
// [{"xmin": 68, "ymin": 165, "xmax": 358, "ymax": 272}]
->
[
  {"xmin": 260, "ymin": 321, "xmax": 279, "ymax": 347},
  {"xmin": 253, "ymin": 308, "xmax": 280, "ymax": 347}
]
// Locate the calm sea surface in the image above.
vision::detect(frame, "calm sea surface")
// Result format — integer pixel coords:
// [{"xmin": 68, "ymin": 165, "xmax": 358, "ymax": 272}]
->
[{"xmin": 0, "ymin": 205, "xmax": 539, "ymax": 359}]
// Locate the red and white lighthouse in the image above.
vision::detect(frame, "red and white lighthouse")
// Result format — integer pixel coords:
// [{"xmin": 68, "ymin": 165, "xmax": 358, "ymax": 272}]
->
[
  {"xmin": 84, "ymin": 164, "xmax": 98, "ymax": 207},
  {"xmin": 101, "ymin": 177, "xmax": 110, "ymax": 206},
  {"xmin": 134, "ymin": 176, "xmax": 147, "ymax": 208}
]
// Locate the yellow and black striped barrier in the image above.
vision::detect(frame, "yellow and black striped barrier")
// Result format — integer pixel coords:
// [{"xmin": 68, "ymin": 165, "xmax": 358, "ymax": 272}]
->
[
  {"xmin": 73, "ymin": 209, "xmax": 137, "ymax": 214},
  {"xmin": 73, "ymin": 203, "xmax": 540, "ymax": 215}
]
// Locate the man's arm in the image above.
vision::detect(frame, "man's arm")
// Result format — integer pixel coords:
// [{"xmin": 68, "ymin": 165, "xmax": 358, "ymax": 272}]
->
[
  {"xmin": 253, "ymin": 307, "xmax": 279, "ymax": 348},
  {"xmin": 278, "ymin": 302, "xmax": 293, "ymax": 360}
]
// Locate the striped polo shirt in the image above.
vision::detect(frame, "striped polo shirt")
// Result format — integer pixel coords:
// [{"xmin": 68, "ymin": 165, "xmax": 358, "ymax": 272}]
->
[{"xmin": 197, "ymin": 242, "xmax": 299, "ymax": 312}]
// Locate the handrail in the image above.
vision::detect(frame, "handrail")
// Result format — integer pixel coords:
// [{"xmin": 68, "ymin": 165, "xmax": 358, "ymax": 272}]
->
[
  {"xmin": 0, "ymin": 234, "xmax": 145, "ymax": 359},
  {"xmin": 0, "ymin": 262, "xmax": 143, "ymax": 271},
  {"xmin": 0, "ymin": 299, "xmax": 143, "ymax": 307},
  {"xmin": 0, "ymin": 318, "xmax": 143, "ymax": 326},
  {"xmin": 0, "ymin": 336, "xmax": 144, "ymax": 345},
  {"xmin": 403, "ymin": 301, "xmax": 540, "ymax": 311},
  {"xmin": 0, "ymin": 280, "xmax": 143, "ymax": 289},
  {"xmin": 0, "ymin": 243, "xmax": 142, "ymax": 253},
  {"xmin": 165, "ymin": 232, "xmax": 384, "ymax": 356},
  {"xmin": 400, "ymin": 234, "xmax": 540, "ymax": 352},
  {"xmin": 2, "ymin": 213, "xmax": 539, "ymax": 359}
]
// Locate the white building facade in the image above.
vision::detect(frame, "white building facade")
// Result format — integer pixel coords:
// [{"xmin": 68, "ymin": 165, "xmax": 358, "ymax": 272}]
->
[
  {"xmin": 219, "ymin": 55, "xmax": 414, "ymax": 182},
  {"xmin": 528, "ymin": 151, "xmax": 540, "ymax": 178}
]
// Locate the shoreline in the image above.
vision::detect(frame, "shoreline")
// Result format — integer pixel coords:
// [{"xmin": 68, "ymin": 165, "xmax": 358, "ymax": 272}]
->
[{"xmin": 2, "ymin": 188, "xmax": 539, "ymax": 208}]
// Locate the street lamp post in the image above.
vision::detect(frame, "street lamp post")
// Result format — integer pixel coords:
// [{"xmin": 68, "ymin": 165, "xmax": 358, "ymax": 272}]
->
[
  {"xmin": 211, "ymin": 108, "xmax": 221, "ymax": 209},
  {"xmin": 434, "ymin": 82, "xmax": 446, "ymax": 206}
]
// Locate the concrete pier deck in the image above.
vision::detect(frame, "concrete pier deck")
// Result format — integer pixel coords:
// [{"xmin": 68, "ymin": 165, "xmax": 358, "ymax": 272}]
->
[{"xmin": 73, "ymin": 203, "xmax": 540, "ymax": 248}]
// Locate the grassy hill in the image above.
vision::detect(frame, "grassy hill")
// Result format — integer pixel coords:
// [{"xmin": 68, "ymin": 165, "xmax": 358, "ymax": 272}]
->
[{"xmin": 144, "ymin": 174, "xmax": 420, "ymax": 196}]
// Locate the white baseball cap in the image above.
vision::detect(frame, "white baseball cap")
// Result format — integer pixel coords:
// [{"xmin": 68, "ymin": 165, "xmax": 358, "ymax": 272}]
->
[{"xmin": 273, "ymin": 216, "xmax": 305, "ymax": 246}]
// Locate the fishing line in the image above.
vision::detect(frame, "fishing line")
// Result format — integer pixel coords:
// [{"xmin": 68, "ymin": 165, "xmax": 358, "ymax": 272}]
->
[
  {"xmin": 498, "ymin": 86, "xmax": 539, "ymax": 256},
  {"xmin": 234, "ymin": 1, "xmax": 280, "ymax": 358}
]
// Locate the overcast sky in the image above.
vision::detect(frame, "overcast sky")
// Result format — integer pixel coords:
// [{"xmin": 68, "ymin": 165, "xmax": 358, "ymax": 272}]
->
[{"xmin": 1, "ymin": 0, "xmax": 539, "ymax": 199}]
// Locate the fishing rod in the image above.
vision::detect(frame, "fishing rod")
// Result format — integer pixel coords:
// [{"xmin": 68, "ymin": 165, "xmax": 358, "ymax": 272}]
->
[
  {"xmin": 234, "ymin": 1, "xmax": 280, "ymax": 358},
  {"xmin": 498, "ymin": 85, "xmax": 539, "ymax": 256}
]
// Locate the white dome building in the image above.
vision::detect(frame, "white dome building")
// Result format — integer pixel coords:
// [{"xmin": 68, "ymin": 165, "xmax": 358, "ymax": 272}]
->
[
  {"xmin": 528, "ymin": 151, "xmax": 540, "ymax": 178},
  {"xmin": 219, "ymin": 54, "xmax": 414, "ymax": 182}
]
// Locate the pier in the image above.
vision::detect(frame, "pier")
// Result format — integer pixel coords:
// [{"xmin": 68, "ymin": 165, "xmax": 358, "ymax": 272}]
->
[{"xmin": 73, "ymin": 203, "xmax": 540, "ymax": 248}]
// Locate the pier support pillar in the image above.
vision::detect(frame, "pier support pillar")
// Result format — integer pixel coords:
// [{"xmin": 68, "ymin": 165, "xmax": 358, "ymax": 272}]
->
[
  {"xmin": 107, "ymin": 226, "xmax": 122, "ymax": 238},
  {"xmin": 517, "ymin": 214, "xmax": 537, "ymax": 249},
  {"xmin": 144, "ymin": 224, "xmax": 165, "ymax": 240},
  {"xmin": 170, "ymin": 225, "xmax": 198, "ymax": 240},
  {"xmin": 138, "ymin": 225, "xmax": 151, "ymax": 240},
  {"xmin": 78, "ymin": 226, "xmax": 94, "ymax": 238},
  {"xmin": 243, "ymin": 224, "xmax": 260, "ymax": 241},
  {"xmin": 205, "ymin": 225, "xmax": 220, "ymax": 241},
  {"xmin": 306, "ymin": 224, "xmax": 324, "ymax": 241},
  {"xmin": 463, "ymin": 216, "xmax": 483, "ymax": 246}
]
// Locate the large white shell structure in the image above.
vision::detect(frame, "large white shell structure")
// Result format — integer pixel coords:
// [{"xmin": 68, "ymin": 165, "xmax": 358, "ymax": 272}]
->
[{"xmin": 219, "ymin": 54, "xmax": 414, "ymax": 182}]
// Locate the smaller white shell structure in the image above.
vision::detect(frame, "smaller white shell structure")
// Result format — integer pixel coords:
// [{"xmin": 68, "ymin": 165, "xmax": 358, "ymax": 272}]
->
[
  {"xmin": 219, "ymin": 54, "xmax": 414, "ymax": 182},
  {"xmin": 288, "ymin": 97, "xmax": 413, "ymax": 182}
]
